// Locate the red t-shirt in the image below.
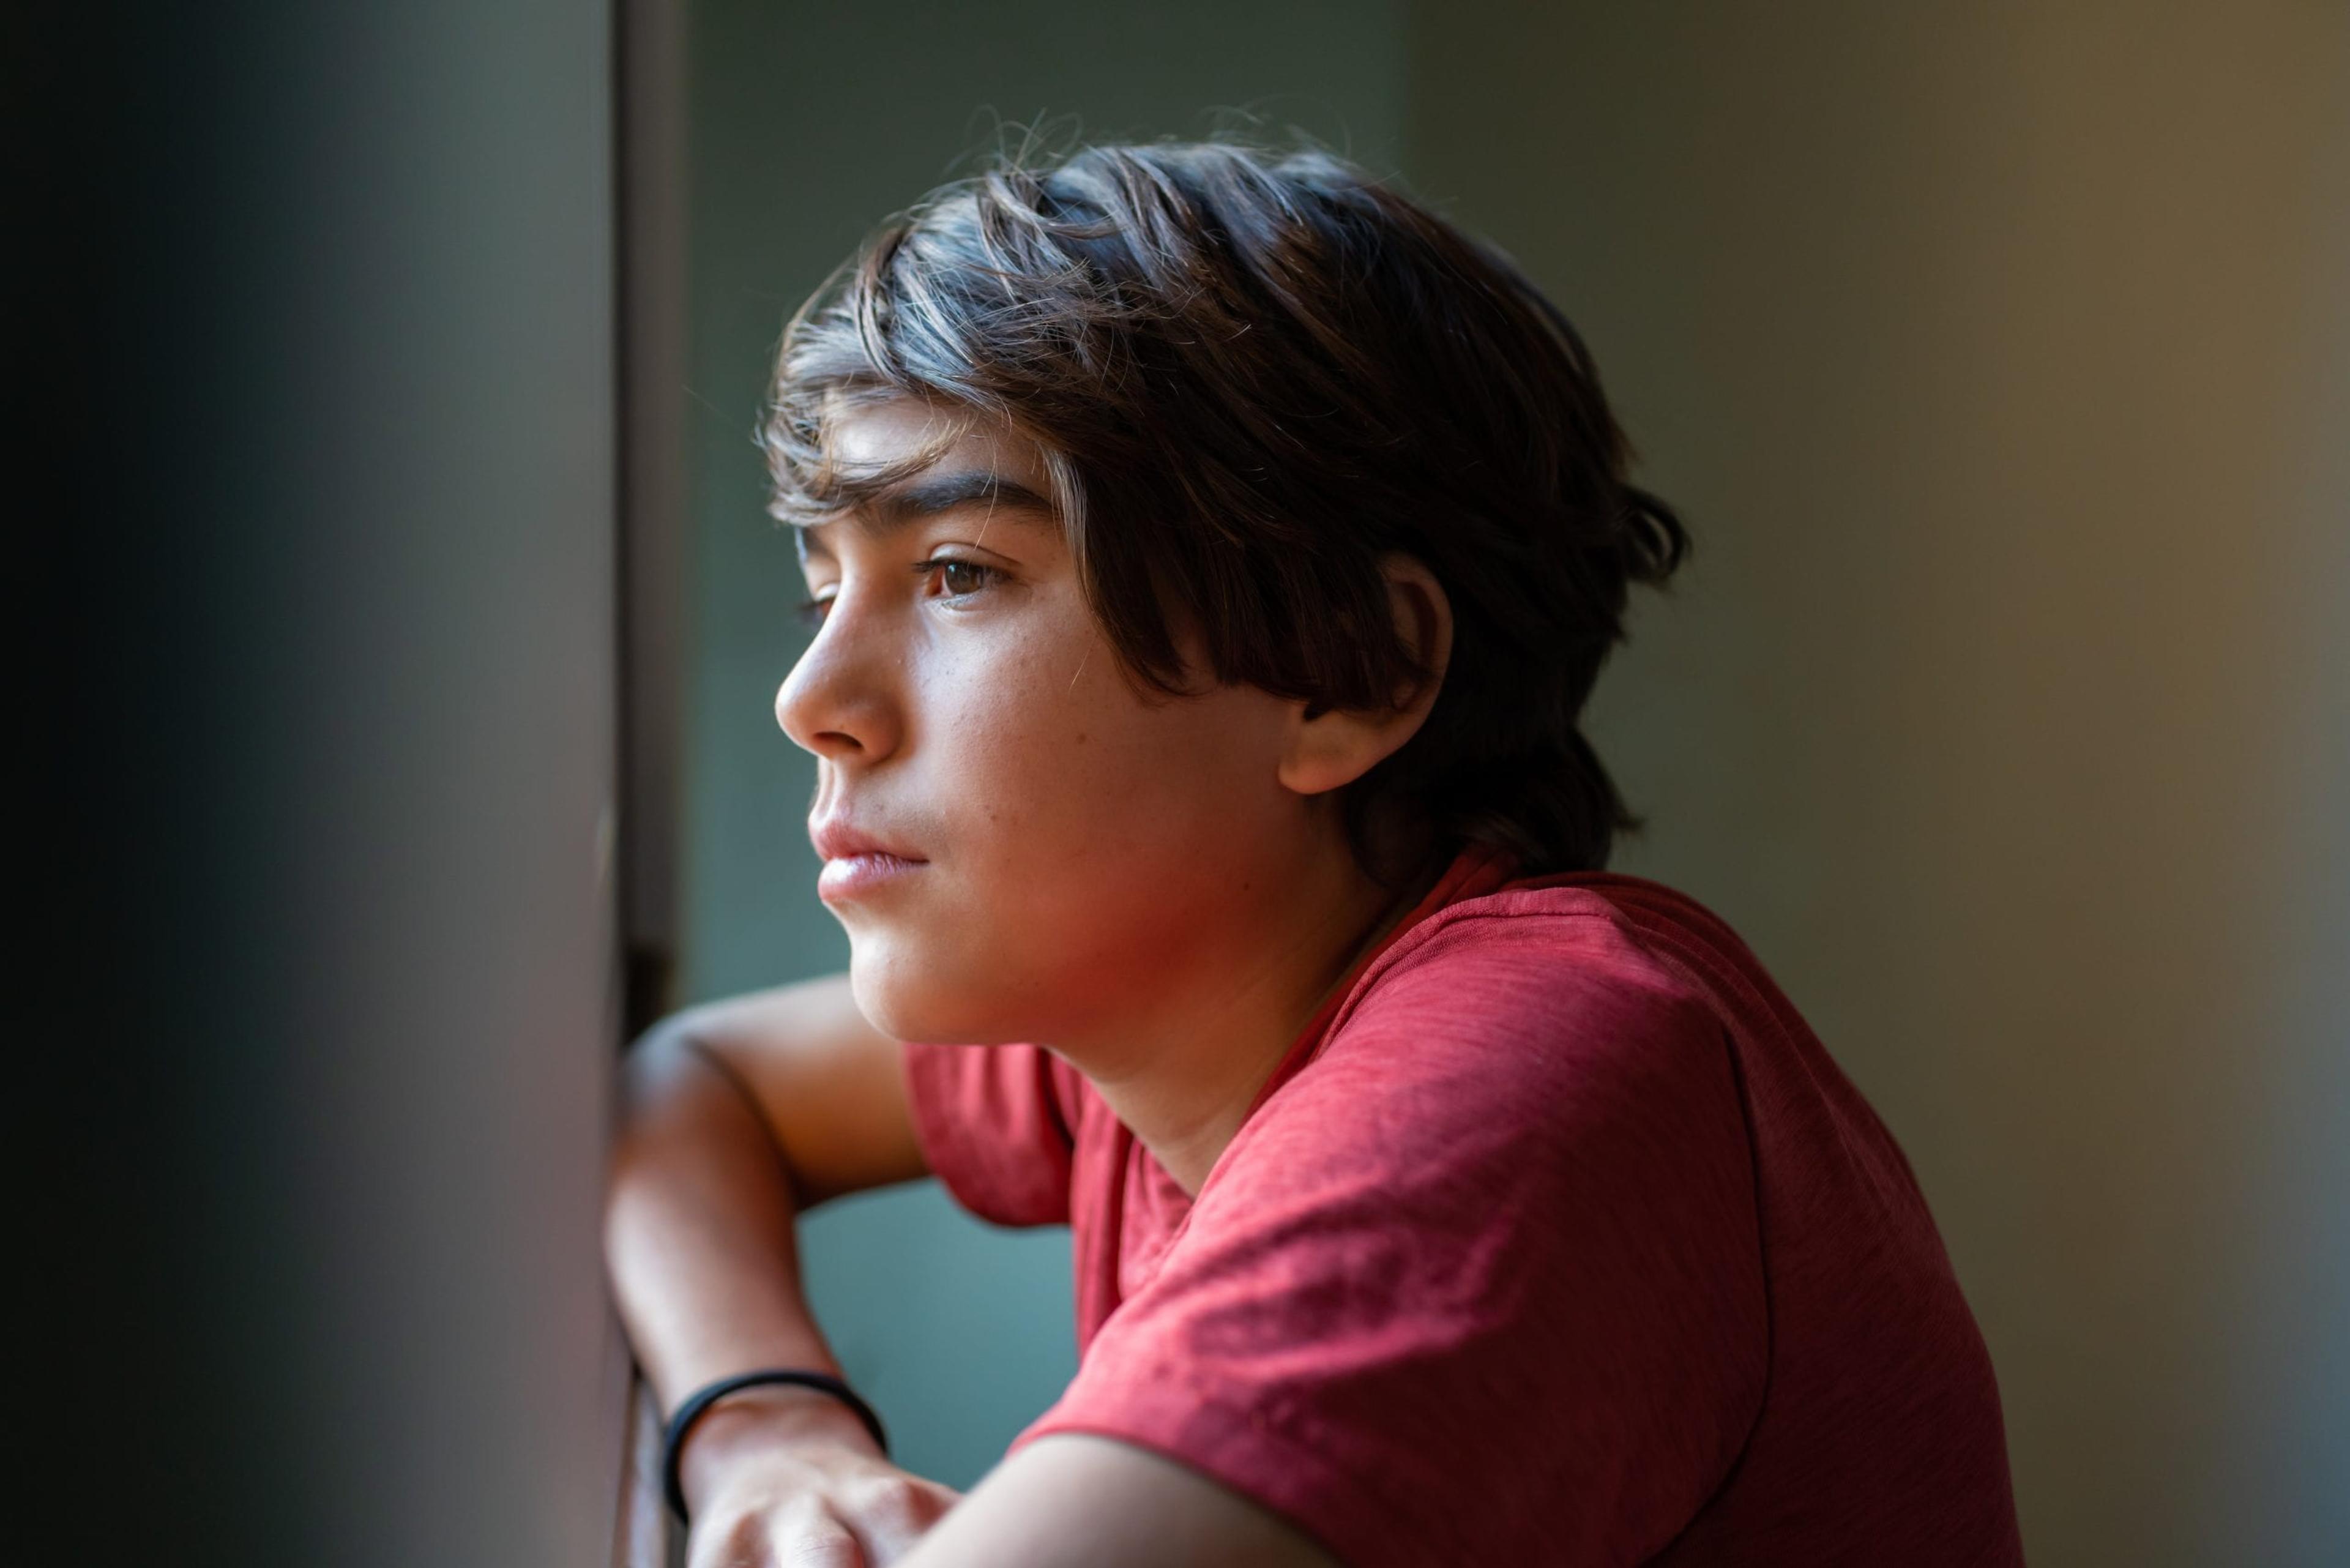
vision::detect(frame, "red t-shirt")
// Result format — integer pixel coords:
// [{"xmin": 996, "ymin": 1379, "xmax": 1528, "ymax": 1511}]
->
[{"xmin": 903, "ymin": 843, "xmax": 2024, "ymax": 1566}]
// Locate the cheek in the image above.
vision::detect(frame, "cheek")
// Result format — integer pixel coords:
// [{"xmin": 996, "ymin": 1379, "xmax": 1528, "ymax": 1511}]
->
[
  {"xmin": 936, "ymin": 629, "xmax": 1284, "ymax": 872},
  {"xmin": 859, "ymin": 611, "xmax": 1296, "ymax": 1036}
]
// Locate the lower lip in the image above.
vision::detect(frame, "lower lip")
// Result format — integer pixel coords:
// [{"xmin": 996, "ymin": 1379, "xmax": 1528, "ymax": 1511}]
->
[{"xmin": 818, "ymin": 853, "xmax": 927, "ymax": 901}]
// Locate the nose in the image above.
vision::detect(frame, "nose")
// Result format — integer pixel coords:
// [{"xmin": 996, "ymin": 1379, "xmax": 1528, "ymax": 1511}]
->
[{"xmin": 774, "ymin": 600, "xmax": 903, "ymax": 766}]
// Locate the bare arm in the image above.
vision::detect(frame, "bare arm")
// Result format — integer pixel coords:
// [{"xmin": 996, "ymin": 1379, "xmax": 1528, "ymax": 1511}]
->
[{"xmin": 604, "ymin": 971, "xmax": 948, "ymax": 1562}]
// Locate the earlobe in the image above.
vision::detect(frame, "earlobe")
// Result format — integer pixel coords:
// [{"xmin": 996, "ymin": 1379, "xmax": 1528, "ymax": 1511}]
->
[
  {"xmin": 1276, "ymin": 555, "xmax": 1452, "ymax": 797},
  {"xmin": 1276, "ymin": 711, "xmax": 1381, "ymax": 796}
]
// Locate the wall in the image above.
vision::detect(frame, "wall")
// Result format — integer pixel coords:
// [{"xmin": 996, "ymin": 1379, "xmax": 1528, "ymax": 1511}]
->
[
  {"xmin": 23, "ymin": 4, "xmax": 625, "ymax": 1564},
  {"xmin": 1407, "ymin": 4, "xmax": 2350, "ymax": 1561}
]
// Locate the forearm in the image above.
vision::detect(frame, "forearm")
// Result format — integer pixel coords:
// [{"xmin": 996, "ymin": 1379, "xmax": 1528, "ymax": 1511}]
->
[{"xmin": 603, "ymin": 1024, "xmax": 875, "ymax": 1463}]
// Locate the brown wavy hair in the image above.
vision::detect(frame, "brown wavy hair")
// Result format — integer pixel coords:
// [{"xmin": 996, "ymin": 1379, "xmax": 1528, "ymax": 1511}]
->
[{"xmin": 761, "ymin": 135, "xmax": 1688, "ymax": 882}]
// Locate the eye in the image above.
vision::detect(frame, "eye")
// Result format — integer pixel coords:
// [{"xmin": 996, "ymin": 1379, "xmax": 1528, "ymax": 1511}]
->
[
  {"xmin": 794, "ymin": 592, "xmax": 835, "ymax": 630},
  {"xmin": 913, "ymin": 556, "xmax": 1005, "ymax": 602}
]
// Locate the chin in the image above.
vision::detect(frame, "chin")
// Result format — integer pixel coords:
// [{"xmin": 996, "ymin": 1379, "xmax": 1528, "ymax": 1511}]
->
[{"xmin": 844, "ymin": 931, "xmax": 1010, "ymax": 1046}]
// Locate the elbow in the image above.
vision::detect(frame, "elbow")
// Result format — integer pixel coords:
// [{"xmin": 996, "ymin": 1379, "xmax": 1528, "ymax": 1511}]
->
[
  {"xmin": 603, "ymin": 1011, "xmax": 736, "ymax": 1250},
  {"xmin": 616, "ymin": 1008, "xmax": 720, "ymax": 1122},
  {"xmin": 611, "ymin": 1008, "xmax": 781, "ymax": 1177},
  {"xmin": 615, "ymin": 1015, "xmax": 681, "ymax": 1121}
]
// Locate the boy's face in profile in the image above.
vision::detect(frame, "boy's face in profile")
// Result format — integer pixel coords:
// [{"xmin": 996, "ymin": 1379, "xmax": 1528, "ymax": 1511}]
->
[{"xmin": 781, "ymin": 397, "xmax": 1337, "ymax": 1050}]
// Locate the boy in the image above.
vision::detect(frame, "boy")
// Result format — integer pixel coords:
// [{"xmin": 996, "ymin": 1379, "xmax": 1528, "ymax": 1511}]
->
[{"xmin": 605, "ymin": 138, "xmax": 2024, "ymax": 1567}]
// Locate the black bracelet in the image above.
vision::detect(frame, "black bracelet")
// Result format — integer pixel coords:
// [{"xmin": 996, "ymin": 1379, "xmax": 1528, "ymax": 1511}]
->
[{"xmin": 660, "ymin": 1368, "xmax": 891, "ymax": 1521}]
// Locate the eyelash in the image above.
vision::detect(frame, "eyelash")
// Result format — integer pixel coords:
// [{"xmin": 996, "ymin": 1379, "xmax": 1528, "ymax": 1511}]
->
[
  {"xmin": 795, "ymin": 556, "xmax": 1007, "ymax": 628},
  {"xmin": 915, "ymin": 555, "xmax": 1005, "ymax": 599}
]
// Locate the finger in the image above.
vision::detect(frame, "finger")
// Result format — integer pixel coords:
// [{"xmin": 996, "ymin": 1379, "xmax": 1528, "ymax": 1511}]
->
[
  {"xmin": 780, "ymin": 1517, "xmax": 865, "ymax": 1568},
  {"xmin": 685, "ymin": 1512, "xmax": 769, "ymax": 1568},
  {"xmin": 685, "ymin": 1508, "xmax": 861, "ymax": 1568}
]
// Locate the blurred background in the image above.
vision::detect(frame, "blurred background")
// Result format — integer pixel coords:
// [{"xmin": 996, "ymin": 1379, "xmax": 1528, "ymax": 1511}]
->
[{"xmin": 20, "ymin": 2, "xmax": 2347, "ymax": 1564}]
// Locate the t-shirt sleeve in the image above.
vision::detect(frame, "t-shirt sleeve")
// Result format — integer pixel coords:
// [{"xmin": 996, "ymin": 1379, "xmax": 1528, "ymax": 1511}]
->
[
  {"xmin": 1013, "ymin": 918, "xmax": 1771, "ymax": 1568},
  {"xmin": 901, "ymin": 1040, "xmax": 1080, "ymax": 1228}
]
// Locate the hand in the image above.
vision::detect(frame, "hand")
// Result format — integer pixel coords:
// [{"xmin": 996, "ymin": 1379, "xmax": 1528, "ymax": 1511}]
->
[{"xmin": 679, "ymin": 1391, "xmax": 961, "ymax": 1568}]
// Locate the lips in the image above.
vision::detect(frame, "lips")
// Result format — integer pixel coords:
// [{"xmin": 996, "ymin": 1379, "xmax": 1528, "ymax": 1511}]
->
[
  {"xmin": 810, "ymin": 818, "xmax": 927, "ymax": 864},
  {"xmin": 810, "ymin": 816, "xmax": 929, "ymax": 902}
]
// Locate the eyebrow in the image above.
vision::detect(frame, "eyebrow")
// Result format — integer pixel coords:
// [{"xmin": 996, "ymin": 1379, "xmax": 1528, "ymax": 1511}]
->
[{"xmin": 796, "ymin": 469, "xmax": 1061, "ymax": 560}]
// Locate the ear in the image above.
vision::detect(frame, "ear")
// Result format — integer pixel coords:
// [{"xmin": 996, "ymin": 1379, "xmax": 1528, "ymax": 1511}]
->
[{"xmin": 1277, "ymin": 554, "xmax": 1454, "ymax": 797}]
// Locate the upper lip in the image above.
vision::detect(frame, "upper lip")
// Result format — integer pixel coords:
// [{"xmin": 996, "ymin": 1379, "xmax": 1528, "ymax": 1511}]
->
[{"xmin": 810, "ymin": 817, "xmax": 927, "ymax": 863}]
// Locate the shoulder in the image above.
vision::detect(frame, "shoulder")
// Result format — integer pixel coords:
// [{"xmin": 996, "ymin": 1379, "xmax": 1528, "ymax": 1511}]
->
[
  {"xmin": 1196, "ymin": 878, "xmax": 1758, "ymax": 1244},
  {"xmin": 1358, "ymin": 875, "xmax": 1717, "ymax": 1008},
  {"xmin": 1292, "ymin": 878, "xmax": 1735, "ymax": 1127}
]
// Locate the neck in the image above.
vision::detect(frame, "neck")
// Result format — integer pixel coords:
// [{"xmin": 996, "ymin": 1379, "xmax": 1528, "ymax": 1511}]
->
[{"xmin": 1053, "ymin": 835, "xmax": 1438, "ymax": 1197}]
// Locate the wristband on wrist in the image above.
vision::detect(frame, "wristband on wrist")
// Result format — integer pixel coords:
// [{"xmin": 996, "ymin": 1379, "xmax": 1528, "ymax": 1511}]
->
[{"xmin": 660, "ymin": 1368, "xmax": 891, "ymax": 1521}]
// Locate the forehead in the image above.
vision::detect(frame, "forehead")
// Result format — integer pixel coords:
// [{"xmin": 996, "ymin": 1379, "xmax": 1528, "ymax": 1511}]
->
[
  {"xmin": 827, "ymin": 396, "xmax": 1053, "ymax": 494},
  {"xmin": 796, "ymin": 397, "xmax": 1062, "ymax": 559}
]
